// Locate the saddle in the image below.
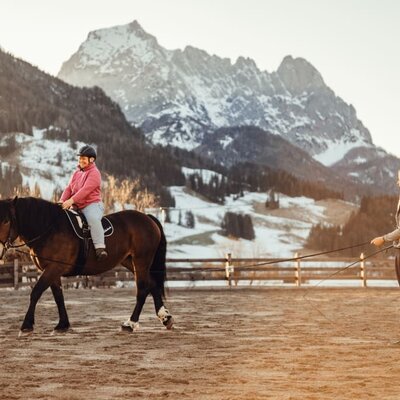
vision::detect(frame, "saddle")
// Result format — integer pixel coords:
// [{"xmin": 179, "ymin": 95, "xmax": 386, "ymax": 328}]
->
[
  {"xmin": 65, "ymin": 209, "xmax": 113, "ymax": 240},
  {"xmin": 64, "ymin": 209, "xmax": 114, "ymax": 275}
]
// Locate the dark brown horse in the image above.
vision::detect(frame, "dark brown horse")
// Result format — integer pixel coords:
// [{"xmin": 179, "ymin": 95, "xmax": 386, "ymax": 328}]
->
[{"xmin": 0, "ymin": 196, "xmax": 173, "ymax": 334}]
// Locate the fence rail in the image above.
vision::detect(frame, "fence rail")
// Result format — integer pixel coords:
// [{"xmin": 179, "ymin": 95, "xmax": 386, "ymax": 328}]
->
[{"xmin": 0, "ymin": 252, "xmax": 398, "ymax": 290}]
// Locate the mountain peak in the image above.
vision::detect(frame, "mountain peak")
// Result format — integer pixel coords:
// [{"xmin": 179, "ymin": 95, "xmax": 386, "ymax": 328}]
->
[
  {"xmin": 126, "ymin": 20, "xmax": 156, "ymax": 41},
  {"xmin": 128, "ymin": 19, "xmax": 144, "ymax": 31},
  {"xmin": 59, "ymin": 20, "xmax": 161, "ymax": 77},
  {"xmin": 85, "ymin": 20, "xmax": 159, "ymax": 49},
  {"xmin": 277, "ymin": 55, "xmax": 326, "ymax": 93},
  {"xmin": 183, "ymin": 45, "xmax": 211, "ymax": 59},
  {"xmin": 234, "ymin": 56, "xmax": 259, "ymax": 72},
  {"xmin": 58, "ymin": 23, "xmax": 374, "ymax": 172}
]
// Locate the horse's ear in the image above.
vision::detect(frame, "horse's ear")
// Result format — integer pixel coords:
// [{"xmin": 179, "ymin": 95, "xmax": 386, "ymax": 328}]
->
[{"xmin": 12, "ymin": 196, "xmax": 18, "ymax": 205}]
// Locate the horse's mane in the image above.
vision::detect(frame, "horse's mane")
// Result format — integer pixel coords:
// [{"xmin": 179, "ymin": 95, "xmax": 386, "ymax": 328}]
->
[{"xmin": 15, "ymin": 197, "xmax": 64, "ymax": 238}]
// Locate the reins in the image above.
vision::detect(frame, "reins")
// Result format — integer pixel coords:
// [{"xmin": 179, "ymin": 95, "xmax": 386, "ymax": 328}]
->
[
  {"xmin": 230, "ymin": 240, "xmax": 372, "ymax": 270},
  {"xmin": 306, "ymin": 243, "xmax": 394, "ymax": 289},
  {"xmin": 301, "ymin": 244, "xmax": 395, "ymax": 341},
  {"xmin": 172, "ymin": 240, "xmax": 374, "ymax": 274}
]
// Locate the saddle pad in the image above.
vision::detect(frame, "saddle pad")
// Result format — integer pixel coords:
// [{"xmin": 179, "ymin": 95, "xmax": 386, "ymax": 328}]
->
[{"xmin": 65, "ymin": 209, "xmax": 114, "ymax": 240}]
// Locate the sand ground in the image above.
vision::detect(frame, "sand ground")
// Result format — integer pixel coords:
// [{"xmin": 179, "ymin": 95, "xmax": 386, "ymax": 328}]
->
[{"xmin": 1, "ymin": 287, "xmax": 400, "ymax": 399}]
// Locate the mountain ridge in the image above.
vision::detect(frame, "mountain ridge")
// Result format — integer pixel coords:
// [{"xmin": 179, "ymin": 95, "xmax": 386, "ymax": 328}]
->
[
  {"xmin": 58, "ymin": 20, "xmax": 400, "ymax": 192},
  {"xmin": 58, "ymin": 20, "xmax": 372, "ymax": 156}
]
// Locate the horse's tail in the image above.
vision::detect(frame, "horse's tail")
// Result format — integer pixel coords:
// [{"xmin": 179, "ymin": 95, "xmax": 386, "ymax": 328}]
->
[{"xmin": 147, "ymin": 214, "xmax": 167, "ymax": 298}]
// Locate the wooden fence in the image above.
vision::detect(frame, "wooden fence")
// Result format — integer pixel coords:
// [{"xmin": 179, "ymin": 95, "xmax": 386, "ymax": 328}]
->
[{"xmin": 0, "ymin": 253, "xmax": 398, "ymax": 290}]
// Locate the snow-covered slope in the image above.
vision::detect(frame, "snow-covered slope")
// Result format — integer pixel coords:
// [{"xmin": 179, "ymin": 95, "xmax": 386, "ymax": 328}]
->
[
  {"xmin": 331, "ymin": 145, "xmax": 400, "ymax": 191},
  {"xmin": 1, "ymin": 128, "xmax": 84, "ymax": 198},
  {"xmin": 152, "ymin": 186, "xmax": 357, "ymax": 258}
]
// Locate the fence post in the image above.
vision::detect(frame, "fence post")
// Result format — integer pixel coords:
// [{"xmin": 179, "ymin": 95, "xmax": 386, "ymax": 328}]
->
[
  {"xmin": 360, "ymin": 252, "xmax": 367, "ymax": 287},
  {"xmin": 295, "ymin": 252, "xmax": 301, "ymax": 287},
  {"xmin": 225, "ymin": 253, "xmax": 234, "ymax": 287},
  {"xmin": 13, "ymin": 259, "xmax": 19, "ymax": 290},
  {"xmin": 160, "ymin": 208, "xmax": 166, "ymax": 227}
]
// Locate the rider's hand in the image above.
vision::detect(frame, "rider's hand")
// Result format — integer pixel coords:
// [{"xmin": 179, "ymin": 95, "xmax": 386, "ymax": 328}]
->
[
  {"xmin": 371, "ymin": 236, "xmax": 385, "ymax": 247},
  {"xmin": 62, "ymin": 198, "xmax": 74, "ymax": 210}
]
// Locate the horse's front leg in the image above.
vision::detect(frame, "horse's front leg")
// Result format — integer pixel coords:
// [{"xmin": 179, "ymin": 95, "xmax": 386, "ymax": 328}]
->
[
  {"xmin": 51, "ymin": 278, "xmax": 70, "ymax": 332},
  {"xmin": 20, "ymin": 269, "xmax": 59, "ymax": 333}
]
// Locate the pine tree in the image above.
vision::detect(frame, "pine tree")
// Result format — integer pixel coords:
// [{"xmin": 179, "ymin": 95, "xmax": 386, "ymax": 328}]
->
[{"xmin": 185, "ymin": 211, "xmax": 195, "ymax": 228}]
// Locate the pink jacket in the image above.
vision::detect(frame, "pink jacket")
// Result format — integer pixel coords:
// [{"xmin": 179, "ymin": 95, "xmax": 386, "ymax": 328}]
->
[{"xmin": 60, "ymin": 163, "xmax": 102, "ymax": 209}]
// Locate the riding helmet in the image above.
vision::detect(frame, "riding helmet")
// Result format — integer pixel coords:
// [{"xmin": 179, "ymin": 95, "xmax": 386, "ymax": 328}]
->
[{"xmin": 77, "ymin": 145, "xmax": 97, "ymax": 159}]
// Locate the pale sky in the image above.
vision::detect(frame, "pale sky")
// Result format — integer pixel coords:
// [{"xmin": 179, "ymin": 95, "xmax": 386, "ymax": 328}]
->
[{"xmin": 1, "ymin": 0, "xmax": 399, "ymax": 157}]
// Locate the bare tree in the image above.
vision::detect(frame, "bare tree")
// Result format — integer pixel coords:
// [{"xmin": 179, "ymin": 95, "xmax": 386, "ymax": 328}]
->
[{"xmin": 103, "ymin": 174, "xmax": 158, "ymax": 213}]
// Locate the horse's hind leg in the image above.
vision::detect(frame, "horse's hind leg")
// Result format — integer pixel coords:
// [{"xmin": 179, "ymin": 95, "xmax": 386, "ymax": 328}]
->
[
  {"xmin": 150, "ymin": 286, "xmax": 174, "ymax": 330},
  {"xmin": 51, "ymin": 278, "xmax": 70, "ymax": 332},
  {"xmin": 121, "ymin": 257, "xmax": 150, "ymax": 331}
]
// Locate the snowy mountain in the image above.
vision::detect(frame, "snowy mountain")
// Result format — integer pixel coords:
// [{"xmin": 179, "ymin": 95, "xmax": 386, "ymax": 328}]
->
[
  {"xmin": 197, "ymin": 126, "xmax": 340, "ymax": 183},
  {"xmin": 58, "ymin": 20, "xmax": 400, "ymax": 191},
  {"xmin": 331, "ymin": 146, "xmax": 400, "ymax": 193}
]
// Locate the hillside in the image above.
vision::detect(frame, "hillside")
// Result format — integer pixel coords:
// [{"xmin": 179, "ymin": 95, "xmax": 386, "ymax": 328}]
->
[
  {"xmin": 158, "ymin": 182, "xmax": 358, "ymax": 258},
  {"xmin": 0, "ymin": 48, "xmax": 185, "ymax": 202}
]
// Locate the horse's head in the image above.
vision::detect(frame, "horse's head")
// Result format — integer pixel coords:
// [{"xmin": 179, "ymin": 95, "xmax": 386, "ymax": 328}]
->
[{"xmin": 0, "ymin": 197, "xmax": 18, "ymax": 259}]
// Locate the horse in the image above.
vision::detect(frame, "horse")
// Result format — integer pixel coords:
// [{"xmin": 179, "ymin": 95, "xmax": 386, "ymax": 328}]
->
[{"xmin": 0, "ymin": 196, "xmax": 174, "ymax": 334}]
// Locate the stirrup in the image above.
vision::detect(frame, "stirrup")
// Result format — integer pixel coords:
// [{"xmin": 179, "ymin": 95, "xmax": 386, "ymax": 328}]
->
[{"xmin": 95, "ymin": 248, "xmax": 108, "ymax": 260}]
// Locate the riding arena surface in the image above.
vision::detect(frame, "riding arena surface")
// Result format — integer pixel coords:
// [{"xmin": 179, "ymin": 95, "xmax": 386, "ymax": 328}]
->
[{"xmin": 1, "ymin": 287, "xmax": 400, "ymax": 399}]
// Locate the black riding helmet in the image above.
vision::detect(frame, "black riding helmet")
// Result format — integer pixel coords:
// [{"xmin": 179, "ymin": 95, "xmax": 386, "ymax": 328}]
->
[{"xmin": 77, "ymin": 145, "xmax": 97, "ymax": 159}]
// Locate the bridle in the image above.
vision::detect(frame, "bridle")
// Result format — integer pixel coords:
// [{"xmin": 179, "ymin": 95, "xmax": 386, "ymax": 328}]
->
[
  {"xmin": 0, "ymin": 200, "xmax": 53, "ymax": 260},
  {"xmin": 0, "ymin": 200, "xmax": 19, "ymax": 259}
]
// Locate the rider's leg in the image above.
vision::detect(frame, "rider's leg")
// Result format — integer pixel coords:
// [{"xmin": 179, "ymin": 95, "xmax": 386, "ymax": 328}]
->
[{"xmin": 81, "ymin": 202, "xmax": 107, "ymax": 259}]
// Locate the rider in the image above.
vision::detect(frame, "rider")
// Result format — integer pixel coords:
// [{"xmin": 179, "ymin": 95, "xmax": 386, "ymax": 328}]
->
[
  {"xmin": 371, "ymin": 169, "xmax": 400, "ymax": 248},
  {"xmin": 60, "ymin": 145, "xmax": 108, "ymax": 260}
]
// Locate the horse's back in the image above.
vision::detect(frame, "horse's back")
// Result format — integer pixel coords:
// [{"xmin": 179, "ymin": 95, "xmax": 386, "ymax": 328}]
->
[
  {"xmin": 105, "ymin": 210, "xmax": 162, "ymax": 248},
  {"xmin": 106, "ymin": 209, "xmax": 155, "ymax": 228}
]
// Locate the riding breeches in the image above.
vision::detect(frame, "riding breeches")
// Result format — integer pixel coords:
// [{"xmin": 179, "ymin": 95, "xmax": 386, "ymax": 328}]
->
[{"xmin": 81, "ymin": 202, "xmax": 105, "ymax": 249}]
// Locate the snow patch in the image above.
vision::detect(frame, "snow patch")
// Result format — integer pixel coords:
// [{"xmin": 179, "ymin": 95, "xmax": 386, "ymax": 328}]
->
[
  {"xmin": 181, "ymin": 167, "xmax": 224, "ymax": 184},
  {"xmin": 148, "ymin": 187, "xmax": 338, "ymax": 259},
  {"xmin": 18, "ymin": 128, "xmax": 85, "ymax": 199},
  {"xmin": 314, "ymin": 140, "xmax": 372, "ymax": 166}
]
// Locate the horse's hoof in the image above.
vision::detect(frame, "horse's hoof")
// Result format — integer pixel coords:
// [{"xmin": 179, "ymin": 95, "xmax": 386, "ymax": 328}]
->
[
  {"xmin": 120, "ymin": 320, "xmax": 139, "ymax": 332},
  {"xmin": 120, "ymin": 325, "xmax": 133, "ymax": 333},
  {"xmin": 157, "ymin": 306, "xmax": 174, "ymax": 329},
  {"xmin": 18, "ymin": 329, "xmax": 33, "ymax": 338},
  {"xmin": 52, "ymin": 327, "xmax": 72, "ymax": 335},
  {"xmin": 163, "ymin": 315, "xmax": 174, "ymax": 330}
]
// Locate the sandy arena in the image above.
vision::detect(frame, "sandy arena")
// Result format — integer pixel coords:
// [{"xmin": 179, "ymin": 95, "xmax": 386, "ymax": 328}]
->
[{"xmin": 1, "ymin": 286, "xmax": 400, "ymax": 399}]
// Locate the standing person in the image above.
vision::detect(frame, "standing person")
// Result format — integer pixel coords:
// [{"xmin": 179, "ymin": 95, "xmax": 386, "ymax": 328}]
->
[
  {"xmin": 60, "ymin": 145, "xmax": 108, "ymax": 260},
  {"xmin": 371, "ymin": 170, "xmax": 400, "ymax": 248}
]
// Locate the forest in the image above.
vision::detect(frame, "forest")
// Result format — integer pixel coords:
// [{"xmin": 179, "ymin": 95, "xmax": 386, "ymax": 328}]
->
[{"xmin": 306, "ymin": 195, "xmax": 398, "ymax": 256}]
